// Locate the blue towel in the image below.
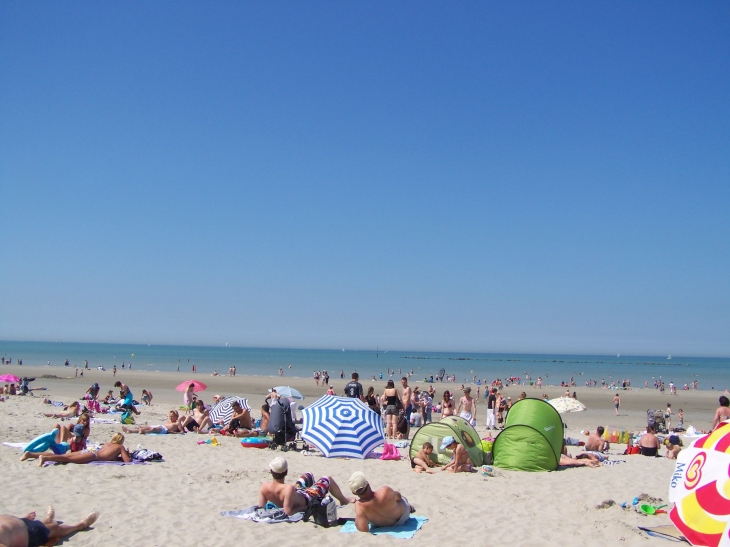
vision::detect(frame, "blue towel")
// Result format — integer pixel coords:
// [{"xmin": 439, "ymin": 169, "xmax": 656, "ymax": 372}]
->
[{"xmin": 340, "ymin": 516, "xmax": 428, "ymax": 538}]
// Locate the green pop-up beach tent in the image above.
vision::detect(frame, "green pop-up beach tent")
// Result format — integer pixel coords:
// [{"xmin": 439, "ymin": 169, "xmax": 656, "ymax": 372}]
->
[
  {"xmin": 492, "ymin": 398, "xmax": 564, "ymax": 471},
  {"xmin": 409, "ymin": 416, "xmax": 483, "ymax": 467}
]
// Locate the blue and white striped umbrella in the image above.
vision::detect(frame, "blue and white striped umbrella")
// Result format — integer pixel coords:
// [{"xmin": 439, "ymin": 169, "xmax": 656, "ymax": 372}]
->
[{"xmin": 301, "ymin": 395, "xmax": 384, "ymax": 459}]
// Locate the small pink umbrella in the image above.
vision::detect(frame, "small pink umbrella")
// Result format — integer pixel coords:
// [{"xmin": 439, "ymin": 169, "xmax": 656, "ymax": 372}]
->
[
  {"xmin": 0, "ymin": 374, "xmax": 21, "ymax": 383},
  {"xmin": 175, "ymin": 380, "xmax": 207, "ymax": 393}
]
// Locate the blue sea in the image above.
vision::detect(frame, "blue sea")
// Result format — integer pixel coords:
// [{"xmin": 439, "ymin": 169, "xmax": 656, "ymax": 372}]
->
[{"xmin": 0, "ymin": 341, "xmax": 728, "ymax": 390}]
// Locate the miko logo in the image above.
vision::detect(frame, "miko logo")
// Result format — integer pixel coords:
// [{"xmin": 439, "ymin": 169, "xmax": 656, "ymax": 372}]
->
[{"xmin": 684, "ymin": 452, "xmax": 706, "ymax": 490}]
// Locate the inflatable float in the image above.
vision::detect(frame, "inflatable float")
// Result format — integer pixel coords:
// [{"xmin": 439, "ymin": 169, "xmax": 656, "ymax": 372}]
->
[{"xmin": 240, "ymin": 437, "xmax": 269, "ymax": 449}]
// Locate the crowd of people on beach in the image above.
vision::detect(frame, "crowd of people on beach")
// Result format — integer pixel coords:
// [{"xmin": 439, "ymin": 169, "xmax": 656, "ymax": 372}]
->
[{"xmin": 6, "ymin": 361, "xmax": 730, "ymax": 545}]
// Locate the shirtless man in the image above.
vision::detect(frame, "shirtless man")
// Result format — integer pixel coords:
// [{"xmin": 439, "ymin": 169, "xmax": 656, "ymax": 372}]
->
[
  {"xmin": 0, "ymin": 507, "xmax": 98, "ymax": 547},
  {"xmin": 440, "ymin": 436, "xmax": 473, "ymax": 473},
  {"xmin": 348, "ymin": 471, "xmax": 415, "ymax": 532},
  {"xmin": 456, "ymin": 387, "xmax": 477, "ymax": 427},
  {"xmin": 258, "ymin": 458, "xmax": 353, "ymax": 516},
  {"xmin": 584, "ymin": 426, "xmax": 609, "ymax": 452},
  {"xmin": 123, "ymin": 410, "xmax": 185, "ymax": 435},
  {"xmin": 218, "ymin": 402, "xmax": 258, "ymax": 437},
  {"xmin": 179, "ymin": 401, "xmax": 215, "ymax": 433},
  {"xmin": 401, "ymin": 377, "xmax": 412, "ymax": 438},
  {"xmin": 34, "ymin": 433, "xmax": 131, "ymax": 467},
  {"xmin": 712, "ymin": 396, "xmax": 730, "ymax": 430}
]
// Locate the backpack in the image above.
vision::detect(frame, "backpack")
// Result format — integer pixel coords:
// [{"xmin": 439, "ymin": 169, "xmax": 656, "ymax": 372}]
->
[
  {"xmin": 303, "ymin": 495, "xmax": 338, "ymax": 527},
  {"xmin": 131, "ymin": 449, "xmax": 163, "ymax": 462},
  {"xmin": 121, "ymin": 411, "xmax": 135, "ymax": 424}
]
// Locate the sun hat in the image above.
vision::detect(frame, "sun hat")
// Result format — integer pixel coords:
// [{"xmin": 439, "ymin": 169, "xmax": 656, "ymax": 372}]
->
[
  {"xmin": 269, "ymin": 457, "xmax": 288, "ymax": 473},
  {"xmin": 348, "ymin": 471, "xmax": 368, "ymax": 494},
  {"xmin": 440, "ymin": 436, "xmax": 456, "ymax": 450}
]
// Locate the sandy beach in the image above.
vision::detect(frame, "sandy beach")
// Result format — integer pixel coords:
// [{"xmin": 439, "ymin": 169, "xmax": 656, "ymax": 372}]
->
[{"xmin": 0, "ymin": 364, "xmax": 721, "ymax": 546}]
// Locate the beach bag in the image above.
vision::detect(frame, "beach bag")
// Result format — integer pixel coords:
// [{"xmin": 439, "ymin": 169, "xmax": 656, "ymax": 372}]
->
[
  {"xmin": 121, "ymin": 411, "xmax": 135, "ymax": 425},
  {"xmin": 397, "ymin": 415, "xmax": 408, "ymax": 434},
  {"xmin": 380, "ymin": 442, "xmax": 401, "ymax": 460},
  {"xmin": 304, "ymin": 495, "xmax": 337, "ymax": 527},
  {"xmin": 131, "ymin": 449, "xmax": 163, "ymax": 462}
]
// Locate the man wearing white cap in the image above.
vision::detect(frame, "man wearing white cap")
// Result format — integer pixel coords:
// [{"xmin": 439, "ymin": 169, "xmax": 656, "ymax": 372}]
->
[
  {"xmin": 348, "ymin": 471, "xmax": 415, "ymax": 532},
  {"xmin": 258, "ymin": 457, "xmax": 354, "ymax": 516}
]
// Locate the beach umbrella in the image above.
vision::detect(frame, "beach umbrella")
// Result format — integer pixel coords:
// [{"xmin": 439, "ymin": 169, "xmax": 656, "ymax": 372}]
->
[
  {"xmin": 547, "ymin": 396, "xmax": 586, "ymax": 414},
  {"xmin": 272, "ymin": 386, "xmax": 304, "ymax": 400},
  {"xmin": 209, "ymin": 396, "xmax": 250, "ymax": 426},
  {"xmin": 668, "ymin": 421, "xmax": 730, "ymax": 546},
  {"xmin": 301, "ymin": 395, "xmax": 384, "ymax": 459},
  {"xmin": 0, "ymin": 374, "xmax": 21, "ymax": 383},
  {"xmin": 175, "ymin": 380, "xmax": 207, "ymax": 393}
]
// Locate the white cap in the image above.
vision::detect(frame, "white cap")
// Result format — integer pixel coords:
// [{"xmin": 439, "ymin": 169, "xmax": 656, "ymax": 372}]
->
[
  {"xmin": 269, "ymin": 457, "xmax": 288, "ymax": 473},
  {"xmin": 348, "ymin": 471, "xmax": 368, "ymax": 494}
]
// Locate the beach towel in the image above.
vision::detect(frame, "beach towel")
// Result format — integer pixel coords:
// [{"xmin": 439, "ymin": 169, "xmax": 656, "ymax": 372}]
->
[
  {"xmin": 602, "ymin": 460, "xmax": 626, "ymax": 466},
  {"xmin": 90, "ymin": 418, "xmax": 117, "ymax": 424},
  {"xmin": 3, "ymin": 442, "xmax": 28, "ymax": 449},
  {"xmin": 221, "ymin": 506, "xmax": 304, "ymax": 524},
  {"xmin": 340, "ymin": 516, "xmax": 428, "ymax": 538},
  {"xmin": 43, "ymin": 459, "xmax": 148, "ymax": 466}
]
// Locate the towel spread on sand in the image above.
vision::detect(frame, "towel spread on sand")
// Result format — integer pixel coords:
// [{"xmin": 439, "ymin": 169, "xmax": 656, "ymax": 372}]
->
[
  {"xmin": 221, "ymin": 506, "xmax": 304, "ymax": 524},
  {"xmin": 3, "ymin": 443, "xmax": 28, "ymax": 449},
  {"xmin": 340, "ymin": 516, "xmax": 428, "ymax": 538},
  {"xmin": 90, "ymin": 418, "xmax": 117, "ymax": 424},
  {"xmin": 602, "ymin": 460, "xmax": 626, "ymax": 466},
  {"xmin": 43, "ymin": 459, "xmax": 148, "ymax": 466}
]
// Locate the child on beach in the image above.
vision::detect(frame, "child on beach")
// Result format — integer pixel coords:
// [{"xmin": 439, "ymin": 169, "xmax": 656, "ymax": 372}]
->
[
  {"xmin": 678, "ymin": 409, "xmax": 684, "ymax": 430},
  {"xmin": 613, "ymin": 394, "xmax": 620, "ymax": 415},
  {"xmin": 411, "ymin": 442, "xmax": 438, "ymax": 474}
]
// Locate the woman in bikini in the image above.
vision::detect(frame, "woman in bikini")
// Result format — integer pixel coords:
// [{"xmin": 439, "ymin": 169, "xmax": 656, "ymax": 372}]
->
[
  {"xmin": 35, "ymin": 433, "xmax": 131, "ymax": 467},
  {"xmin": 381, "ymin": 380, "xmax": 400, "ymax": 439},
  {"xmin": 712, "ymin": 396, "xmax": 730, "ymax": 429},
  {"xmin": 441, "ymin": 391, "xmax": 454, "ymax": 417}
]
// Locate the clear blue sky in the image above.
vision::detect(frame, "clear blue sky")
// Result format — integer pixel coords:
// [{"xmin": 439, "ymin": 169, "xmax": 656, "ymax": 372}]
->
[{"xmin": 1, "ymin": 3, "xmax": 728, "ymax": 356}]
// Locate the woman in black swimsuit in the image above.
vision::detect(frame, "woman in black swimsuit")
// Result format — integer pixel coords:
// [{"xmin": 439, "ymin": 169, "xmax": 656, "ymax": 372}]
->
[
  {"xmin": 639, "ymin": 425, "xmax": 661, "ymax": 456},
  {"xmin": 382, "ymin": 380, "xmax": 400, "ymax": 439}
]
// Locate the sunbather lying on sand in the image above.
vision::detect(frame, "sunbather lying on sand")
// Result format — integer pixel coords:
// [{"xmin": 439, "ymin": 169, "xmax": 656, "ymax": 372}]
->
[
  {"xmin": 440, "ymin": 436, "xmax": 473, "ymax": 473},
  {"xmin": 559, "ymin": 454, "xmax": 602, "ymax": 468},
  {"xmin": 31, "ymin": 433, "xmax": 131, "ymax": 467},
  {"xmin": 349, "ymin": 471, "xmax": 415, "ymax": 531},
  {"xmin": 258, "ymin": 457, "xmax": 354, "ymax": 516},
  {"xmin": 0, "ymin": 506, "xmax": 98, "ymax": 547},
  {"xmin": 122, "ymin": 410, "xmax": 185, "ymax": 435},
  {"xmin": 43, "ymin": 401, "xmax": 81, "ymax": 419}
]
